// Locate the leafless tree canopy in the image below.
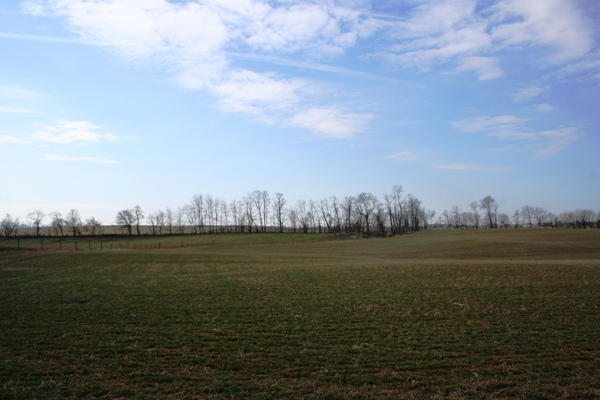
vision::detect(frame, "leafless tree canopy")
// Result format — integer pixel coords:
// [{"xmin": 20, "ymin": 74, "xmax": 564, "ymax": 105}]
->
[{"xmin": 5, "ymin": 187, "xmax": 599, "ymax": 237}]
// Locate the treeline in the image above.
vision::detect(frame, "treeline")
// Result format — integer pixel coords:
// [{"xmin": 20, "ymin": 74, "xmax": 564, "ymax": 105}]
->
[
  {"xmin": 440, "ymin": 198, "xmax": 599, "ymax": 229},
  {"xmin": 2, "ymin": 186, "xmax": 599, "ymax": 237}
]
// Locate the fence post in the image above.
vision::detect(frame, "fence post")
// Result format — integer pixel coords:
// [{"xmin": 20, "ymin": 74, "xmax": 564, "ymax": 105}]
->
[
  {"xmin": 101, "ymin": 240, "xmax": 103, "ymax": 250},
  {"xmin": 17, "ymin": 239, "xmax": 20, "ymax": 250},
  {"xmin": 75, "ymin": 242, "xmax": 78, "ymax": 251}
]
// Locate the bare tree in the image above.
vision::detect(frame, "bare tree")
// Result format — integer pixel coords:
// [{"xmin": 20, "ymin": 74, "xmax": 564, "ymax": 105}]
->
[
  {"xmin": 250, "ymin": 190, "xmax": 270, "ymax": 233},
  {"xmin": 296, "ymin": 200, "xmax": 310, "ymax": 233},
  {"xmin": 451, "ymin": 206, "xmax": 461, "ymax": 229},
  {"xmin": 183, "ymin": 204, "xmax": 197, "ymax": 234},
  {"xmin": 532, "ymin": 206, "xmax": 548, "ymax": 228},
  {"xmin": 116, "ymin": 209, "xmax": 135, "ymax": 235},
  {"xmin": 469, "ymin": 202, "xmax": 480, "ymax": 229},
  {"xmin": 575, "ymin": 209, "xmax": 595, "ymax": 229},
  {"xmin": 479, "ymin": 196, "xmax": 498, "ymax": 228},
  {"xmin": 384, "ymin": 185, "xmax": 404, "ymax": 234},
  {"xmin": 405, "ymin": 194, "xmax": 422, "ymax": 231},
  {"xmin": 175, "ymin": 206, "xmax": 185, "ymax": 234},
  {"xmin": 498, "ymin": 213, "xmax": 511, "ymax": 228},
  {"xmin": 133, "ymin": 205, "xmax": 144, "ymax": 236},
  {"xmin": 317, "ymin": 198, "xmax": 333, "ymax": 233},
  {"xmin": 244, "ymin": 195, "xmax": 258, "ymax": 232},
  {"xmin": 441, "ymin": 210, "xmax": 451, "ymax": 228},
  {"xmin": 330, "ymin": 196, "xmax": 342, "ymax": 233},
  {"xmin": 288, "ymin": 208, "xmax": 299, "ymax": 233},
  {"xmin": 375, "ymin": 203, "xmax": 388, "ymax": 235},
  {"xmin": 273, "ymin": 192, "xmax": 286, "ymax": 233},
  {"xmin": 230, "ymin": 199, "xmax": 242, "ymax": 233},
  {"xmin": 50, "ymin": 211, "xmax": 64, "ymax": 236},
  {"xmin": 64, "ymin": 209, "xmax": 82, "ymax": 236},
  {"xmin": 341, "ymin": 196, "xmax": 354, "ymax": 232},
  {"xmin": 521, "ymin": 205, "xmax": 534, "ymax": 228},
  {"xmin": 27, "ymin": 209, "xmax": 46, "ymax": 237},
  {"xmin": 1, "ymin": 214, "xmax": 19, "ymax": 237},
  {"xmin": 84, "ymin": 217, "xmax": 102, "ymax": 236},
  {"xmin": 424, "ymin": 209, "xmax": 436, "ymax": 229},
  {"xmin": 512, "ymin": 209, "xmax": 521, "ymax": 228},
  {"xmin": 192, "ymin": 194, "xmax": 205, "ymax": 234},
  {"xmin": 219, "ymin": 199, "xmax": 229, "ymax": 232},
  {"xmin": 355, "ymin": 192, "xmax": 378, "ymax": 234},
  {"xmin": 205, "ymin": 194, "xmax": 216, "ymax": 233},
  {"xmin": 165, "ymin": 207, "xmax": 174, "ymax": 235}
]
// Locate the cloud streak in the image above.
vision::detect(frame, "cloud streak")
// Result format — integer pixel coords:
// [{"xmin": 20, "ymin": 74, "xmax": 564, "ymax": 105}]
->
[
  {"xmin": 383, "ymin": 151, "xmax": 417, "ymax": 163},
  {"xmin": 0, "ymin": 105, "xmax": 39, "ymax": 114},
  {"xmin": 0, "ymin": 135, "xmax": 24, "ymax": 143},
  {"xmin": 373, "ymin": 0, "xmax": 594, "ymax": 78},
  {"xmin": 452, "ymin": 115, "xmax": 581, "ymax": 158},
  {"xmin": 433, "ymin": 163, "xmax": 511, "ymax": 172},
  {"xmin": 30, "ymin": 119, "xmax": 114, "ymax": 144},
  {"xmin": 44, "ymin": 153, "xmax": 117, "ymax": 164}
]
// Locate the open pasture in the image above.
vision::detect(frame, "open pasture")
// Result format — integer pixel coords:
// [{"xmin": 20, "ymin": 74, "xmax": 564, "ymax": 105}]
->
[{"xmin": 1, "ymin": 230, "xmax": 599, "ymax": 399}]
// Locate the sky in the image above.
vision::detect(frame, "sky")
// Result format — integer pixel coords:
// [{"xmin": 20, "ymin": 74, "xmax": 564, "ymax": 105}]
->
[{"xmin": 1, "ymin": 0, "xmax": 599, "ymax": 225}]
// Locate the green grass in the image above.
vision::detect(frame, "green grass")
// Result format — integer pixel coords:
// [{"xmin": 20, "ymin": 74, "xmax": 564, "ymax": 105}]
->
[{"xmin": 1, "ymin": 230, "xmax": 599, "ymax": 399}]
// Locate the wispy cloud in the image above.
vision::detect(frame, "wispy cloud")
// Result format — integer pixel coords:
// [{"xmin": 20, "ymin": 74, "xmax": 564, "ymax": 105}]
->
[
  {"xmin": 44, "ymin": 153, "xmax": 117, "ymax": 164},
  {"xmin": 0, "ymin": 135, "xmax": 24, "ymax": 143},
  {"xmin": 491, "ymin": 0, "xmax": 594, "ymax": 62},
  {"xmin": 434, "ymin": 163, "xmax": 510, "ymax": 172},
  {"xmin": 0, "ymin": 105, "xmax": 39, "ymax": 114},
  {"xmin": 291, "ymin": 107, "xmax": 373, "ymax": 138},
  {"xmin": 383, "ymin": 151, "xmax": 417, "ymax": 163},
  {"xmin": 30, "ymin": 119, "xmax": 119, "ymax": 144},
  {"xmin": 452, "ymin": 115, "xmax": 528, "ymax": 133},
  {"xmin": 513, "ymin": 86, "xmax": 543, "ymax": 101},
  {"xmin": 455, "ymin": 56, "xmax": 503, "ymax": 80},
  {"xmin": 535, "ymin": 103, "xmax": 554, "ymax": 113},
  {"xmin": 374, "ymin": 0, "xmax": 594, "ymax": 77},
  {"xmin": 0, "ymin": 85, "xmax": 50, "ymax": 101},
  {"xmin": 21, "ymin": 0, "xmax": 379, "ymax": 138},
  {"xmin": 19, "ymin": 0, "xmax": 596, "ymax": 139},
  {"xmin": 452, "ymin": 115, "xmax": 581, "ymax": 158},
  {"xmin": 0, "ymin": 32, "xmax": 82, "ymax": 44}
]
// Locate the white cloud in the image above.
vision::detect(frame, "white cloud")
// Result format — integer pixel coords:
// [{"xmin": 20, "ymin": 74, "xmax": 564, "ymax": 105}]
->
[
  {"xmin": 290, "ymin": 107, "xmax": 373, "ymax": 138},
  {"xmin": 452, "ymin": 115, "xmax": 581, "ymax": 158},
  {"xmin": 30, "ymin": 119, "xmax": 115, "ymax": 144},
  {"xmin": 22, "ymin": 0, "xmax": 379, "ymax": 138},
  {"xmin": 433, "ymin": 163, "xmax": 510, "ymax": 172},
  {"xmin": 0, "ymin": 106, "xmax": 39, "ymax": 114},
  {"xmin": 491, "ymin": 0, "xmax": 593, "ymax": 62},
  {"xmin": 558, "ymin": 53, "xmax": 600, "ymax": 82},
  {"xmin": 0, "ymin": 32, "xmax": 82, "ymax": 44},
  {"xmin": 452, "ymin": 115, "xmax": 528, "ymax": 133},
  {"xmin": 513, "ymin": 86, "xmax": 543, "ymax": 101},
  {"xmin": 532, "ymin": 127, "xmax": 580, "ymax": 158},
  {"xmin": 44, "ymin": 153, "xmax": 117, "ymax": 164},
  {"xmin": 455, "ymin": 56, "xmax": 503, "ymax": 80},
  {"xmin": 535, "ymin": 103, "xmax": 554, "ymax": 113},
  {"xmin": 0, "ymin": 135, "xmax": 24, "ymax": 143},
  {"xmin": 383, "ymin": 151, "xmax": 417, "ymax": 163},
  {"xmin": 0, "ymin": 85, "xmax": 50, "ymax": 101},
  {"xmin": 373, "ymin": 0, "xmax": 594, "ymax": 77},
  {"xmin": 210, "ymin": 69, "xmax": 306, "ymax": 120}
]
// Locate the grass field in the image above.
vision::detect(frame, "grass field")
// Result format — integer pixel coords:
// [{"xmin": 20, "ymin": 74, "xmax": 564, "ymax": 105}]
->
[{"xmin": 1, "ymin": 230, "xmax": 599, "ymax": 399}]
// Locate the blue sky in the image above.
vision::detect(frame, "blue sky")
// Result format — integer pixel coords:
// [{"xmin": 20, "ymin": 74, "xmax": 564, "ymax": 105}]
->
[{"xmin": 1, "ymin": 0, "xmax": 599, "ymax": 225}]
